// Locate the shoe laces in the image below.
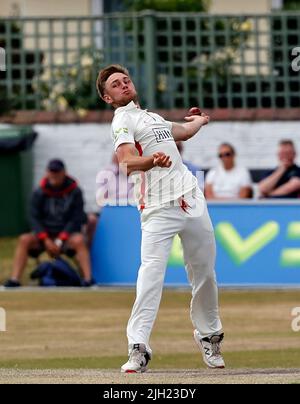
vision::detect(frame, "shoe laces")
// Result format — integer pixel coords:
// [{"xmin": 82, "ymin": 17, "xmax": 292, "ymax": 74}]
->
[
  {"xmin": 210, "ymin": 334, "xmax": 223, "ymax": 357},
  {"xmin": 129, "ymin": 345, "xmax": 148, "ymax": 366}
]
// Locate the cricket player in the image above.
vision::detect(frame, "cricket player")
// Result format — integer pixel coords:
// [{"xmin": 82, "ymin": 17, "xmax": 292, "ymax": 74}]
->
[{"xmin": 96, "ymin": 64, "xmax": 225, "ymax": 372}]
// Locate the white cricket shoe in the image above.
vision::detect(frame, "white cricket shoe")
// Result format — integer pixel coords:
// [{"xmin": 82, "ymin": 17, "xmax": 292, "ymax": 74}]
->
[
  {"xmin": 194, "ymin": 330, "xmax": 225, "ymax": 369},
  {"xmin": 121, "ymin": 343, "xmax": 151, "ymax": 373}
]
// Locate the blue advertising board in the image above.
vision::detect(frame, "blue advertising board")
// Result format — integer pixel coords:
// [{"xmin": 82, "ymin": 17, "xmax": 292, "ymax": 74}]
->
[{"xmin": 91, "ymin": 202, "xmax": 300, "ymax": 286}]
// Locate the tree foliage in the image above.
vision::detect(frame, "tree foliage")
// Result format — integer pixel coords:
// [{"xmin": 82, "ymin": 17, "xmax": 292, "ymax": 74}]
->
[
  {"xmin": 125, "ymin": 0, "xmax": 211, "ymax": 12},
  {"xmin": 33, "ymin": 48, "xmax": 103, "ymax": 114}
]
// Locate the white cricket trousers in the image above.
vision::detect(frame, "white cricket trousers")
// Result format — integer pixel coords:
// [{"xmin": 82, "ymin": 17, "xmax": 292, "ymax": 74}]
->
[{"xmin": 127, "ymin": 189, "xmax": 223, "ymax": 352}]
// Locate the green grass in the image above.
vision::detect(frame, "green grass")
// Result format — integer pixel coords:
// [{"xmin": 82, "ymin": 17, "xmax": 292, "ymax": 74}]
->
[
  {"xmin": 0, "ymin": 290, "xmax": 300, "ymax": 371},
  {"xmin": 0, "ymin": 237, "xmax": 17, "ymax": 259},
  {"xmin": 1, "ymin": 237, "xmax": 300, "ymax": 373},
  {"xmin": 0, "ymin": 349, "xmax": 299, "ymax": 370},
  {"xmin": 0, "ymin": 237, "xmax": 77, "ymax": 285},
  {"xmin": 0, "ymin": 237, "xmax": 36, "ymax": 284}
]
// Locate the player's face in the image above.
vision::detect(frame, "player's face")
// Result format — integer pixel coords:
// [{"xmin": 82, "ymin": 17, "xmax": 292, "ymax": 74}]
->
[
  {"xmin": 278, "ymin": 145, "xmax": 296, "ymax": 166},
  {"xmin": 103, "ymin": 73, "xmax": 137, "ymax": 107},
  {"xmin": 47, "ymin": 170, "xmax": 66, "ymax": 187}
]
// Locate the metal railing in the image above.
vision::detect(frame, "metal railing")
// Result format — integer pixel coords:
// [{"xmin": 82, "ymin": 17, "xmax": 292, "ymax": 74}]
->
[{"xmin": 0, "ymin": 11, "xmax": 299, "ymax": 111}]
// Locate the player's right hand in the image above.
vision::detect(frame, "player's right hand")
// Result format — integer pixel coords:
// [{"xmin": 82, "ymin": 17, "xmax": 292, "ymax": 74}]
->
[
  {"xmin": 153, "ymin": 152, "xmax": 172, "ymax": 168},
  {"xmin": 187, "ymin": 107, "xmax": 202, "ymax": 116},
  {"xmin": 184, "ymin": 112, "xmax": 210, "ymax": 126}
]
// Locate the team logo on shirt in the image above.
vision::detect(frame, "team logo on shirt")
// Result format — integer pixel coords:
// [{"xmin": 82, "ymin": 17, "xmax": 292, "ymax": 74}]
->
[
  {"xmin": 153, "ymin": 128, "xmax": 173, "ymax": 143},
  {"xmin": 113, "ymin": 127, "xmax": 128, "ymax": 141}
]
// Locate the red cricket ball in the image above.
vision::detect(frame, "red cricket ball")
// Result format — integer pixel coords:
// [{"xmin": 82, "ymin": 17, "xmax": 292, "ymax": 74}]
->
[{"xmin": 188, "ymin": 107, "xmax": 202, "ymax": 116}]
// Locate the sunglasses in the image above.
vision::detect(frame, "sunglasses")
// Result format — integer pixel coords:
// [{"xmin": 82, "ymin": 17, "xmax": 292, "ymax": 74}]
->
[{"xmin": 218, "ymin": 152, "xmax": 233, "ymax": 158}]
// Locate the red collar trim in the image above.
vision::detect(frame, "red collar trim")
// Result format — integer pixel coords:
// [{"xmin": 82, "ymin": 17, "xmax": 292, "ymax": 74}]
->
[{"xmin": 40, "ymin": 177, "xmax": 77, "ymax": 197}]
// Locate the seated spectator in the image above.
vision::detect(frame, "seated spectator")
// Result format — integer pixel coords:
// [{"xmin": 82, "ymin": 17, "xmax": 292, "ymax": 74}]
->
[
  {"xmin": 176, "ymin": 141, "xmax": 204, "ymax": 190},
  {"xmin": 205, "ymin": 143, "xmax": 252, "ymax": 199},
  {"xmin": 84, "ymin": 212, "xmax": 98, "ymax": 249},
  {"xmin": 176, "ymin": 141, "xmax": 202, "ymax": 176},
  {"xmin": 258, "ymin": 140, "xmax": 300, "ymax": 198},
  {"xmin": 4, "ymin": 159, "xmax": 94, "ymax": 287},
  {"xmin": 96, "ymin": 152, "xmax": 135, "ymax": 207}
]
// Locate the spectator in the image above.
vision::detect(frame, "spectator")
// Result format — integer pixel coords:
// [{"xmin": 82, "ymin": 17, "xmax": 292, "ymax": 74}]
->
[
  {"xmin": 4, "ymin": 159, "xmax": 94, "ymax": 287},
  {"xmin": 205, "ymin": 143, "xmax": 252, "ymax": 199},
  {"xmin": 176, "ymin": 141, "xmax": 204, "ymax": 191},
  {"xmin": 96, "ymin": 152, "xmax": 135, "ymax": 207},
  {"xmin": 258, "ymin": 140, "xmax": 300, "ymax": 198},
  {"xmin": 176, "ymin": 141, "xmax": 202, "ymax": 177},
  {"xmin": 84, "ymin": 212, "xmax": 98, "ymax": 249}
]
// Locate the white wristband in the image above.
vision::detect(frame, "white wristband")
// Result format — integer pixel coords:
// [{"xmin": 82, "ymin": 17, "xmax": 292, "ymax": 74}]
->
[{"xmin": 54, "ymin": 238, "xmax": 63, "ymax": 248}]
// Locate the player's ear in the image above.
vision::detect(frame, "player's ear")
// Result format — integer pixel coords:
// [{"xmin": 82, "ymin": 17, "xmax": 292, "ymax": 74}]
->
[{"xmin": 103, "ymin": 93, "xmax": 113, "ymax": 104}]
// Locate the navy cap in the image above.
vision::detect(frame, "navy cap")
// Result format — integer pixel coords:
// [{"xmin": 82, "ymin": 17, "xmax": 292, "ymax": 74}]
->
[{"xmin": 47, "ymin": 159, "xmax": 65, "ymax": 172}]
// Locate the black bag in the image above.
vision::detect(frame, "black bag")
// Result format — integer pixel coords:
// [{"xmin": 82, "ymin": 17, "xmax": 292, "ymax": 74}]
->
[{"xmin": 30, "ymin": 257, "xmax": 82, "ymax": 286}]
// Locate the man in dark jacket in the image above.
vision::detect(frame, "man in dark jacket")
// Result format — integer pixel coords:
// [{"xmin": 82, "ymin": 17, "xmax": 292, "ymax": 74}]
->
[
  {"xmin": 258, "ymin": 140, "xmax": 300, "ymax": 198},
  {"xmin": 4, "ymin": 159, "xmax": 93, "ymax": 287}
]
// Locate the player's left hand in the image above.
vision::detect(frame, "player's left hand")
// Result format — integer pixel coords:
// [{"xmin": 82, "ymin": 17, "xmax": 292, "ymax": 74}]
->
[{"xmin": 153, "ymin": 152, "xmax": 172, "ymax": 168}]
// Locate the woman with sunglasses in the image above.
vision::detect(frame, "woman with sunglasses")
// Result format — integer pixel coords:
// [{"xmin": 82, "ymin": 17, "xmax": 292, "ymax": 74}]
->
[{"xmin": 205, "ymin": 143, "xmax": 252, "ymax": 199}]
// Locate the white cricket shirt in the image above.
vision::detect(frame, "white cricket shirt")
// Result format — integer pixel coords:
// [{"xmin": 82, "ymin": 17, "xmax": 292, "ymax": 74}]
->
[
  {"xmin": 205, "ymin": 165, "xmax": 252, "ymax": 198},
  {"xmin": 111, "ymin": 101, "xmax": 199, "ymax": 208}
]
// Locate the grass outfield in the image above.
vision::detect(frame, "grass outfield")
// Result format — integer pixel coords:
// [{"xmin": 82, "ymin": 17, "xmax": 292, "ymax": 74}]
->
[
  {"xmin": 0, "ymin": 237, "xmax": 70, "ymax": 286},
  {"xmin": 1, "ymin": 237, "xmax": 300, "ymax": 383},
  {"xmin": 0, "ymin": 289, "xmax": 300, "ymax": 373},
  {"xmin": 0, "ymin": 238, "xmax": 36, "ymax": 286}
]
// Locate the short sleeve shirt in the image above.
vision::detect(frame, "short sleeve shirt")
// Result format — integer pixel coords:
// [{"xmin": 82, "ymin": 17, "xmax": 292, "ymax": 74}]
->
[
  {"xmin": 206, "ymin": 165, "xmax": 252, "ymax": 198},
  {"xmin": 111, "ymin": 101, "xmax": 199, "ymax": 208}
]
